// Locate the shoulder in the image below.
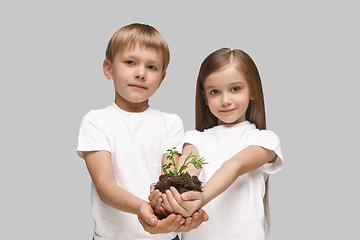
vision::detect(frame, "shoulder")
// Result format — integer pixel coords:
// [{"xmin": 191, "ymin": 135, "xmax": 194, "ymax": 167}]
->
[
  {"xmin": 246, "ymin": 125, "xmax": 280, "ymax": 143},
  {"xmin": 184, "ymin": 130, "xmax": 203, "ymax": 146},
  {"xmin": 185, "ymin": 129, "xmax": 201, "ymax": 138},
  {"xmin": 244, "ymin": 125, "xmax": 281, "ymax": 156},
  {"xmin": 152, "ymin": 108, "xmax": 184, "ymax": 126},
  {"xmin": 81, "ymin": 105, "xmax": 113, "ymax": 125}
]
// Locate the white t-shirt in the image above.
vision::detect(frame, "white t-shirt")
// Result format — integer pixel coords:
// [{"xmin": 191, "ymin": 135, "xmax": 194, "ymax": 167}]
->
[
  {"xmin": 181, "ymin": 121, "xmax": 283, "ymax": 240},
  {"xmin": 77, "ymin": 103, "xmax": 184, "ymax": 240}
]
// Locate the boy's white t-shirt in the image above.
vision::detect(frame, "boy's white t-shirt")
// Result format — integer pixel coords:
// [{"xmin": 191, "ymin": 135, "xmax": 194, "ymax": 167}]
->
[
  {"xmin": 181, "ymin": 121, "xmax": 283, "ymax": 240},
  {"xmin": 77, "ymin": 103, "xmax": 184, "ymax": 240}
]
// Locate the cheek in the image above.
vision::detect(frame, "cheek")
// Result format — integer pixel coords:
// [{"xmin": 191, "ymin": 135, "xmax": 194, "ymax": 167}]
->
[{"xmin": 206, "ymin": 98, "xmax": 218, "ymax": 110}]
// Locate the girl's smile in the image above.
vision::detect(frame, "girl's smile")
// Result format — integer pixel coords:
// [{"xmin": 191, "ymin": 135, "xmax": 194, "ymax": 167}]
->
[{"xmin": 203, "ymin": 65, "xmax": 252, "ymax": 125}]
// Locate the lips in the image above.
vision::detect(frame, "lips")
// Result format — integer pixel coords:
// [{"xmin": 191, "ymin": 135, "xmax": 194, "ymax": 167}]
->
[
  {"xmin": 220, "ymin": 109, "xmax": 235, "ymax": 113},
  {"xmin": 128, "ymin": 84, "xmax": 147, "ymax": 89}
]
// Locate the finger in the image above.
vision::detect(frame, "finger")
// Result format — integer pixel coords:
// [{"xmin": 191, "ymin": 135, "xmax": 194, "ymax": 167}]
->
[
  {"xmin": 199, "ymin": 209, "xmax": 209, "ymax": 221},
  {"xmin": 150, "ymin": 183, "xmax": 156, "ymax": 192},
  {"xmin": 162, "ymin": 193, "xmax": 172, "ymax": 212},
  {"xmin": 150, "ymin": 191, "xmax": 162, "ymax": 209},
  {"xmin": 140, "ymin": 214, "xmax": 177, "ymax": 234},
  {"xmin": 160, "ymin": 214, "xmax": 184, "ymax": 232},
  {"xmin": 148, "ymin": 189, "xmax": 156, "ymax": 202},
  {"xmin": 181, "ymin": 190, "xmax": 202, "ymax": 201},
  {"xmin": 140, "ymin": 204, "xmax": 158, "ymax": 226},
  {"xmin": 166, "ymin": 190, "xmax": 187, "ymax": 216},
  {"xmin": 181, "ymin": 216, "xmax": 194, "ymax": 232},
  {"xmin": 188, "ymin": 212, "xmax": 202, "ymax": 229},
  {"xmin": 155, "ymin": 197, "xmax": 168, "ymax": 216},
  {"xmin": 169, "ymin": 187, "xmax": 184, "ymax": 204},
  {"xmin": 158, "ymin": 206, "xmax": 168, "ymax": 216}
]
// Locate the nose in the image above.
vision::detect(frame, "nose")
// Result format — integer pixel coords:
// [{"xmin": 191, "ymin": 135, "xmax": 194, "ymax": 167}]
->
[
  {"xmin": 221, "ymin": 93, "xmax": 232, "ymax": 106},
  {"xmin": 135, "ymin": 66, "xmax": 145, "ymax": 80}
]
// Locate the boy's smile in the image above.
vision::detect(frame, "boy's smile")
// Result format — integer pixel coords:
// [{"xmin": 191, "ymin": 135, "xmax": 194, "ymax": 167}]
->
[
  {"xmin": 103, "ymin": 44, "xmax": 166, "ymax": 112},
  {"xmin": 203, "ymin": 65, "xmax": 252, "ymax": 125}
]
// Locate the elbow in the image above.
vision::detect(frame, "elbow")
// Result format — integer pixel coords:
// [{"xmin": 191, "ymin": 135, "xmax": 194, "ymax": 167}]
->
[{"xmin": 94, "ymin": 180, "xmax": 112, "ymax": 206}]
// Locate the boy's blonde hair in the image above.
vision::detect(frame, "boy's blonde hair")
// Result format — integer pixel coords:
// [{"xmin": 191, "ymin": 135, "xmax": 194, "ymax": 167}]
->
[{"xmin": 105, "ymin": 23, "xmax": 170, "ymax": 71}]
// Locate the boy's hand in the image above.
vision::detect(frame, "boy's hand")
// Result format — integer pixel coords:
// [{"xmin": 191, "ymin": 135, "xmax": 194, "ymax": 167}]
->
[
  {"xmin": 137, "ymin": 201, "xmax": 186, "ymax": 234},
  {"xmin": 162, "ymin": 187, "xmax": 204, "ymax": 217},
  {"xmin": 149, "ymin": 184, "xmax": 168, "ymax": 216},
  {"xmin": 175, "ymin": 209, "xmax": 209, "ymax": 232}
]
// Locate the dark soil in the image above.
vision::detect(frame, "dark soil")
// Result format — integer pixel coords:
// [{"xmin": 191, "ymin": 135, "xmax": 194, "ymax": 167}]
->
[{"xmin": 154, "ymin": 172, "xmax": 203, "ymax": 194}]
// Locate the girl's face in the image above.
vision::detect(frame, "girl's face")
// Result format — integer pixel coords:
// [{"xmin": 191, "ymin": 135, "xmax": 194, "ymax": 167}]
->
[{"xmin": 203, "ymin": 65, "xmax": 252, "ymax": 125}]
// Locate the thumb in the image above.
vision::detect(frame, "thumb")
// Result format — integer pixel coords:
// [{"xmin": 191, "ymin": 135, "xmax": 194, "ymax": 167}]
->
[
  {"xmin": 181, "ymin": 191, "xmax": 202, "ymax": 201},
  {"xmin": 139, "ymin": 203, "xmax": 158, "ymax": 226}
]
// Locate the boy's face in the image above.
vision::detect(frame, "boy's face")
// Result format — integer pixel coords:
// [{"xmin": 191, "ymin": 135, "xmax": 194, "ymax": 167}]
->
[{"xmin": 103, "ymin": 44, "xmax": 166, "ymax": 112}]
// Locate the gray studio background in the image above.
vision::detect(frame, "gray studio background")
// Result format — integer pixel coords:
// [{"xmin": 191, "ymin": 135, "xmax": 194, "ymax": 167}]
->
[{"xmin": 1, "ymin": 1, "xmax": 359, "ymax": 239}]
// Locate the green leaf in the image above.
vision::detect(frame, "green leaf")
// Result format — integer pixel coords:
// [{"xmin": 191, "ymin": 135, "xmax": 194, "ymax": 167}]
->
[{"xmin": 179, "ymin": 165, "xmax": 188, "ymax": 174}]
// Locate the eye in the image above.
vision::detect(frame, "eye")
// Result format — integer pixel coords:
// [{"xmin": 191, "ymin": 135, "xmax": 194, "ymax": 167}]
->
[
  {"xmin": 148, "ymin": 65, "xmax": 156, "ymax": 70},
  {"xmin": 232, "ymin": 87, "xmax": 241, "ymax": 92},
  {"xmin": 125, "ymin": 60, "xmax": 135, "ymax": 65},
  {"xmin": 210, "ymin": 90, "xmax": 219, "ymax": 95}
]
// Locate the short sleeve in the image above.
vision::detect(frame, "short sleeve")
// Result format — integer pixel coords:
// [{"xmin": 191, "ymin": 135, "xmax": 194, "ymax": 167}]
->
[
  {"xmin": 246, "ymin": 130, "xmax": 283, "ymax": 174},
  {"xmin": 184, "ymin": 130, "xmax": 201, "ymax": 149},
  {"xmin": 77, "ymin": 111, "xmax": 111, "ymax": 159},
  {"xmin": 164, "ymin": 114, "xmax": 184, "ymax": 154}
]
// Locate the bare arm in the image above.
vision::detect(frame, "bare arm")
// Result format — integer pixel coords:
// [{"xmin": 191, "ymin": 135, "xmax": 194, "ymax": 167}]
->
[
  {"xmin": 84, "ymin": 150, "xmax": 191, "ymax": 233},
  {"xmin": 83, "ymin": 150, "xmax": 146, "ymax": 214},
  {"xmin": 167, "ymin": 145, "xmax": 277, "ymax": 216},
  {"xmin": 199, "ymin": 145, "xmax": 276, "ymax": 205},
  {"xmin": 177, "ymin": 143, "xmax": 202, "ymax": 177}
]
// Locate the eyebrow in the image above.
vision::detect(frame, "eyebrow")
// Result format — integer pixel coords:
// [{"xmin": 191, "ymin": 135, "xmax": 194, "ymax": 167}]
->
[
  {"xmin": 123, "ymin": 55, "xmax": 161, "ymax": 65},
  {"xmin": 205, "ymin": 81, "xmax": 245, "ymax": 90}
]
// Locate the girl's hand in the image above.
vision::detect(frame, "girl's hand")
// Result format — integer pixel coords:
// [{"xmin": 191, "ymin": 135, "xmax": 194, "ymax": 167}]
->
[
  {"xmin": 162, "ymin": 187, "xmax": 204, "ymax": 217},
  {"xmin": 149, "ymin": 184, "xmax": 169, "ymax": 216}
]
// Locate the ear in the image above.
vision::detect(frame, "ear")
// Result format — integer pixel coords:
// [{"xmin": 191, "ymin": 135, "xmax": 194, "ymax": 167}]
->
[
  {"xmin": 158, "ymin": 71, "xmax": 166, "ymax": 87},
  {"xmin": 103, "ymin": 59, "xmax": 112, "ymax": 79}
]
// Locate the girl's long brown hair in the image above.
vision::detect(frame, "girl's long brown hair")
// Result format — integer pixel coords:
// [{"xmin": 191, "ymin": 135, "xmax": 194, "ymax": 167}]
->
[{"xmin": 195, "ymin": 48, "xmax": 271, "ymax": 235}]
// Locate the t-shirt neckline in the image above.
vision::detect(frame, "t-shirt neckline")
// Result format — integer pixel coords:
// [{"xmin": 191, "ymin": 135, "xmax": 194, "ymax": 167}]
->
[
  {"xmin": 111, "ymin": 102, "xmax": 152, "ymax": 116},
  {"xmin": 210, "ymin": 120, "xmax": 252, "ymax": 131}
]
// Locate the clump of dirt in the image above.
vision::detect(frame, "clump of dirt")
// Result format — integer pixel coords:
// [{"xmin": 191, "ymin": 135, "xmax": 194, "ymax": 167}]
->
[{"xmin": 154, "ymin": 172, "xmax": 203, "ymax": 194}]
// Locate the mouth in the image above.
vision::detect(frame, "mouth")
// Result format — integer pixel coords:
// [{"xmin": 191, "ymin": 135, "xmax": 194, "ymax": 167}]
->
[
  {"xmin": 128, "ymin": 84, "xmax": 147, "ymax": 90},
  {"xmin": 220, "ymin": 109, "xmax": 235, "ymax": 113}
]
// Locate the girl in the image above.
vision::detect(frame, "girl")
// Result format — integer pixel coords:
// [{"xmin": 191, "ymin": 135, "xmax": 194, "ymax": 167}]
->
[{"xmin": 153, "ymin": 48, "xmax": 283, "ymax": 239}]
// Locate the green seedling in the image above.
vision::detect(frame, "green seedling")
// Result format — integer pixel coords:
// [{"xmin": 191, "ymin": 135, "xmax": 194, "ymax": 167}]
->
[{"xmin": 162, "ymin": 147, "xmax": 208, "ymax": 177}]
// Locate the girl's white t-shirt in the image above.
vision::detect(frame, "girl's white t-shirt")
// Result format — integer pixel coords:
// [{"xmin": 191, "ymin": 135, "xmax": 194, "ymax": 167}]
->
[
  {"xmin": 181, "ymin": 121, "xmax": 283, "ymax": 240},
  {"xmin": 77, "ymin": 103, "xmax": 184, "ymax": 240}
]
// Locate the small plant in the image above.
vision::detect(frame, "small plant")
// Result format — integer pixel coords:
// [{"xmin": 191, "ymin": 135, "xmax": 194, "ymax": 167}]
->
[{"xmin": 162, "ymin": 147, "xmax": 208, "ymax": 177}]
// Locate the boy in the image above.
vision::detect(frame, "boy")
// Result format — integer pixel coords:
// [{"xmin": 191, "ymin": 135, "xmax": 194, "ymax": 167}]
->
[{"xmin": 77, "ymin": 23, "xmax": 207, "ymax": 240}]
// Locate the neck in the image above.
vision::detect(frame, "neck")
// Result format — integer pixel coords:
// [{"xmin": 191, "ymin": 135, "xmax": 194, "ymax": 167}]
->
[{"xmin": 114, "ymin": 96, "xmax": 149, "ymax": 113}]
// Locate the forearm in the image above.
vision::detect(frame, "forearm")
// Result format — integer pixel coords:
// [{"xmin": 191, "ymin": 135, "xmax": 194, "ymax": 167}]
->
[
  {"xmin": 201, "ymin": 145, "xmax": 276, "ymax": 206},
  {"xmin": 178, "ymin": 143, "xmax": 201, "ymax": 177},
  {"xmin": 201, "ymin": 159, "xmax": 239, "ymax": 206},
  {"xmin": 84, "ymin": 150, "xmax": 146, "ymax": 215},
  {"xmin": 95, "ymin": 180, "xmax": 146, "ymax": 214}
]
